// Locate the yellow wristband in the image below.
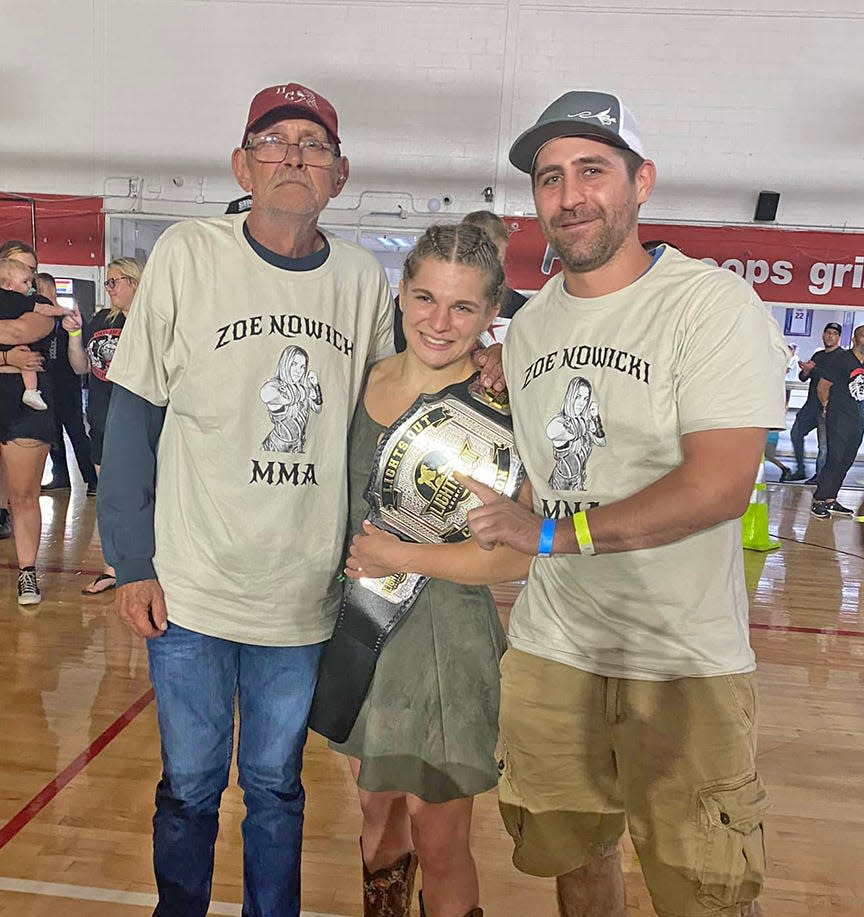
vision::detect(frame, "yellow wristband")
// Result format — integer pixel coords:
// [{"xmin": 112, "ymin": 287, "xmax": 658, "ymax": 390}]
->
[
  {"xmin": 572, "ymin": 511, "xmax": 595, "ymax": 556},
  {"xmin": 68, "ymin": 329, "xmax": 82, "ymax": 338}
]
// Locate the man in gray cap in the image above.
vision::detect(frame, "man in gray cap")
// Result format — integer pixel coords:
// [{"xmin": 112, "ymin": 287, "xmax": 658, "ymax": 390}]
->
[{"xmin": 460, "ymin": 90, "xmax": 786, "ymax": 916}]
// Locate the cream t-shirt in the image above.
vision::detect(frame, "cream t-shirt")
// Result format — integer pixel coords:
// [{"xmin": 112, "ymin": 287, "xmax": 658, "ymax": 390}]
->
[
  {"xmin": 503, "ymin": 246, "xmax": 788, "ymax": 679},
  {"xmin": 108, "ymin": 216, "xmax": 394, "ymax": 645}
]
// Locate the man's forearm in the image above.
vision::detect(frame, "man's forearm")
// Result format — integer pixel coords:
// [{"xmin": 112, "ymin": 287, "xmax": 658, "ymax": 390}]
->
[
  {"xmin": 97, "ymin": 385, "xmax": 166, "ymax": 586},
  {"xmin": 66, "ymin": 338, "xmax": 89, "ymax": 374},
  {"xmin": 548, "ymin": 429, "xmax": 766, "ymax": 556},
  {"xmin": 552, "ymin": 466, "xmax": 751, "ymax": 555}
]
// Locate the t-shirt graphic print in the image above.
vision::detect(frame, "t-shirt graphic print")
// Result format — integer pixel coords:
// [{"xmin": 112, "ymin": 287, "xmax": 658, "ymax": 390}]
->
[
  {"xmin": 260, "ymin": 343, "xmax": 323, "ymax": 453},
  {"xmin": 545, "ymin": 375, "xmax": 606, "ymax": 490}
]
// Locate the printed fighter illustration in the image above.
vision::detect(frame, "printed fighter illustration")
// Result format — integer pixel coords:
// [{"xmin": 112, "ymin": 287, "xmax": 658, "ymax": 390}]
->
[
  {"xmin": 87, "ymin": 330, "xmax": 121, "ymax": 381},
  {"xmin": 260, "ymin": 344, "xmax": 323, "ymax": 453},
  {"xmin": 546, "ymin": 376, "xmax": 606, "ymax": 490}
]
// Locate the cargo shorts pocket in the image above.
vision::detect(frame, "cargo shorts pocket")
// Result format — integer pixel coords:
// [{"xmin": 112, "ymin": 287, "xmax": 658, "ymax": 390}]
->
[
  {"xmin": 696, "ymin": 774, "xmax": 769, "ymax": 909},
  {"xmin": 495, "ymin": 739, "xmax": 525, "ymax": 844}
]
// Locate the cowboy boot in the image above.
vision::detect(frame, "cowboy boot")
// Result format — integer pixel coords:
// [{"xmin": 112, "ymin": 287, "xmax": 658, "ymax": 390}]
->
[
  {"xmin": 418, "ymin": 890, "xmax": 483, "ymax": 917},
  {"xmin": 362, "ymin": 848, "xmax": 418, "ymax": 916}
]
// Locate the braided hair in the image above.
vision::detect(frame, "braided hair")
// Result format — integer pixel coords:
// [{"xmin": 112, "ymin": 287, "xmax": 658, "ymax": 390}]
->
[{"xmin": 401, "ymin": 223, "xmax": 505, "ymax": 305}]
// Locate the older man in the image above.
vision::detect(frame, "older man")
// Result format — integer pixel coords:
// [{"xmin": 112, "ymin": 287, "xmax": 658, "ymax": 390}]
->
[
  {"xmin": 461, "ymin": 91, "xmax": 787, "ymax": 917},
  {"xmin": 98, "ymin": 83, "xmax": 394, "ymax": 917}
]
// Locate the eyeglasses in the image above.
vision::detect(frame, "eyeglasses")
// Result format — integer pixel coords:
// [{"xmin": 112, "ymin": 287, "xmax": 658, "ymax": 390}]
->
[
  {"xmin": 104, "ymin": 276, "xmax": 133, "ymax": 290},
  {"xmin": 245, "ymin": 135, "xmax": 338, "ymax": 166}
]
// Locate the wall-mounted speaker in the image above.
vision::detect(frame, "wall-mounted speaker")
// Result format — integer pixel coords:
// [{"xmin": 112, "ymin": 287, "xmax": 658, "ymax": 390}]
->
[{"xmin": 754, "ymin": 191, "xmax": 780, "ymax": 222}]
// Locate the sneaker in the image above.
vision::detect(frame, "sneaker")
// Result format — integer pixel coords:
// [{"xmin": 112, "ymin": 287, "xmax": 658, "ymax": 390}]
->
[
  {"xmin": 829, "ymin": 501, "xmax": 854, "ymax": 516},
  {"xmin": 41, "ymin": 479, "xmax": 71, "ymax": 491},
  {"xmin": 21, "ymin": 389, "xmax": 48, "ymax": 411},
  {"xmin": 17, "ymin": 567, "xmax": 41, "ymax": 605},
  {"xmin": 805, "ymin": 475, "xmax": 819, "ymax": 485},
  {"xmin": 811, "ymin": 500, "xmax": 831, "ymax": 519},
  {"xmin": 0, "ymin": 508, "xmax": 11, "ymax": 539},
  {"xmin": 785, "ymin": 469, "xmax": 807, "ymax": 482}
]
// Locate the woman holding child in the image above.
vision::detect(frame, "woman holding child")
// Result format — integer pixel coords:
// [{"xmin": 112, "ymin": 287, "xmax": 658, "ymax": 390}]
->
[{"xmin": 0, "ymin": 239, "xmax": 59, "ymax": 605}]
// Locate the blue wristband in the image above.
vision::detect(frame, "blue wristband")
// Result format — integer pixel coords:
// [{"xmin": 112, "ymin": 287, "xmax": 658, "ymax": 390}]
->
[{"xmin": 537, "ymin": 518, "xmax": 556, "ymax": 557}]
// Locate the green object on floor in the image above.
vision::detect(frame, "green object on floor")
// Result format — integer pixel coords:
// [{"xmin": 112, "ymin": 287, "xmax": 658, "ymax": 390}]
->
[{"xmin": 742, "ymin": 501, "xmax": 780, "ymax": 552}]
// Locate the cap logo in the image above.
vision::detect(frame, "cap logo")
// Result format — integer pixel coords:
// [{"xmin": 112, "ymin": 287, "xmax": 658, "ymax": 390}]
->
[
  {"xmin": 567, "ymin": 108, "xmax": 616, "ymax": 127},
  {"xmin": 274, "ymin": 86, "xmax": 320, "ymax": 110}
]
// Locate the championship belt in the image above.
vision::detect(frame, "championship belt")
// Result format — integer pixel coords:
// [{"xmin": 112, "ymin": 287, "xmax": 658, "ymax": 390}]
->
[{"xmin": 309, "ymin": 377, "xmax": 524, "ymax": 743}]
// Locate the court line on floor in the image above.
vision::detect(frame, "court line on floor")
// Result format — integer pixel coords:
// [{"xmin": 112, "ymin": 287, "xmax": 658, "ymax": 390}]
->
[
  {"xmin": 750, "ymin": 621, "xmax": 864, "ymax": 638},
  {"xmin": 0, "ymin": 689, "xmax": 155, "ymax": 851},
  {"xmin": 0, "ymin": 877, "xmax": 338, "ymax": 916}
]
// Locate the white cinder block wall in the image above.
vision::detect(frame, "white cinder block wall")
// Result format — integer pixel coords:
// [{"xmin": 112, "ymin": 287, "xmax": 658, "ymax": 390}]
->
[{"xmin": 3, "ymin": 0, "xmax": 862, "ymax": 228}]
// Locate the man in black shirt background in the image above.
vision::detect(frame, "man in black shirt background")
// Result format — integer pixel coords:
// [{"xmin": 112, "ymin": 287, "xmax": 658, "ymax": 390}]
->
[
  {"xmin": 36, "ymin": 274, "xmax": 98, "ymax": 495},
  {"xmin": 811, "ymin": 325, "xmax": 864, "ymax": 518},
  {"xmin": 788, "ymin": 321, "xmax": 842, "ymax": 483}
]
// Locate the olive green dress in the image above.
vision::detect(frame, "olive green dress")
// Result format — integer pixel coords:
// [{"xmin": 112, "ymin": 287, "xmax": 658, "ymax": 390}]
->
[{"xmin": 329, "ymin": 401, "xmax": 508, "ymax": 803}]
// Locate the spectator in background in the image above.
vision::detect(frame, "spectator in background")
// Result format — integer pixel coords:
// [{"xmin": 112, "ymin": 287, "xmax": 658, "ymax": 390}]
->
[
  {"xmin": 788, "ymin": 321, "xmax": 842, "ymax": 483},
  {"xmin": 460, "ymin": 211, "xmax": 528, "ymax": 318},
  {"xmin": 0, "ymin": 239, "xmax": 57, "ymax": 605},
  {"xmin": 811, "ymin": 325, "xmax": 864, "ymax": 518},
  {"xmin": 0, "ymin": 258, "xmax": 63, "ymax": 410},
  {"xmin": 785, "ymin": 343, "xmax": 799, "ymax": 379},
  {"xmin": 763, "ymin": 341, "xmax": 797, "ymax": 482},
  {"xmin": 764, "ymin": 430, "xmax": 793, "ymax": 481},
  {"xmin": 393, "ymin": 211, "xmax": 528, "ymax": 351},
  {"xmin": 63, "ymin": 257, "xmax": 143, "ymax": 593},
  {"xmin": 36, "ymin": 273, "xmax": 99, "ymax": 496}
]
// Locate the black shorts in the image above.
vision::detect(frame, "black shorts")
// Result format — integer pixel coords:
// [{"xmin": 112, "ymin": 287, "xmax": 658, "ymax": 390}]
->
[{"xmin": 0, "ymin": 371, "xmax": 56, "ymax": 446}]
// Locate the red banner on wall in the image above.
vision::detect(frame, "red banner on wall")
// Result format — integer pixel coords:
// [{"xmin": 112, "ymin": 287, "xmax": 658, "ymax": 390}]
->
[
  {"xmin": 0, "ymin": 193, "xmax": 104, "ymax": 266},
  {"xmin": 504, "ymin": 218, "xmax": 864, "ymax": 307}
]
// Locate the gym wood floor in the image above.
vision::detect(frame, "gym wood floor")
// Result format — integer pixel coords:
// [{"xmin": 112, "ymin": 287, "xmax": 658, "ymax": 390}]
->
[{"xmin": 0, "ymin": 481, "xmax": 861, "ymax": 916}]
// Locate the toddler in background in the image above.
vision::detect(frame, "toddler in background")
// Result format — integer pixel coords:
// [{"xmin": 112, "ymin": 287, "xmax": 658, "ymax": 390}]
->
[{"xmin": 0, "ymin": 258, "xmax": 66, "ymax": 411}]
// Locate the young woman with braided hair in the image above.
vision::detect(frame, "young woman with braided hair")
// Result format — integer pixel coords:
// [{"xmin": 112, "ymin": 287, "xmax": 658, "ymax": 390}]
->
[{"xmin": 329, "ymin": 223, "xmax": 533, "ymax": 917}]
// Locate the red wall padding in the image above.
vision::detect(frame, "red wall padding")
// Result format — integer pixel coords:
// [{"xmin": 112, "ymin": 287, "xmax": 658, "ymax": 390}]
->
[{"xmin": 0, "ymin": 194, "xmax": 104, "ymax": 267}]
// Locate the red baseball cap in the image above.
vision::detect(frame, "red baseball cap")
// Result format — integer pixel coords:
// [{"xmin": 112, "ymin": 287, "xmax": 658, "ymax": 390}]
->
[{"xmin": 241, "ymin": 83, "xmax": 340, "ymax": 148}]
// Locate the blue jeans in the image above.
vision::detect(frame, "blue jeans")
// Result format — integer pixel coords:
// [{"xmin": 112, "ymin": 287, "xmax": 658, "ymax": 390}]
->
[
  {"xmin": 816, "ymin": 414, "xmax": 828, "ymax": 474},
  {"xmin": 147, "ymin": 623, "xmax": 323, "ymax": 917},
  {"xmin": 790, "ymin": 400, "xmax": 827, "ymax": 475}
]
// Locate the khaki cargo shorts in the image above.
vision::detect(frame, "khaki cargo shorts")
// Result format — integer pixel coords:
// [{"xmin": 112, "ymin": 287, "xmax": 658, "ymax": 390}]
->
[{"xmin": 497, "ymin": 648, "xmax": 768, "ymax": 917}]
